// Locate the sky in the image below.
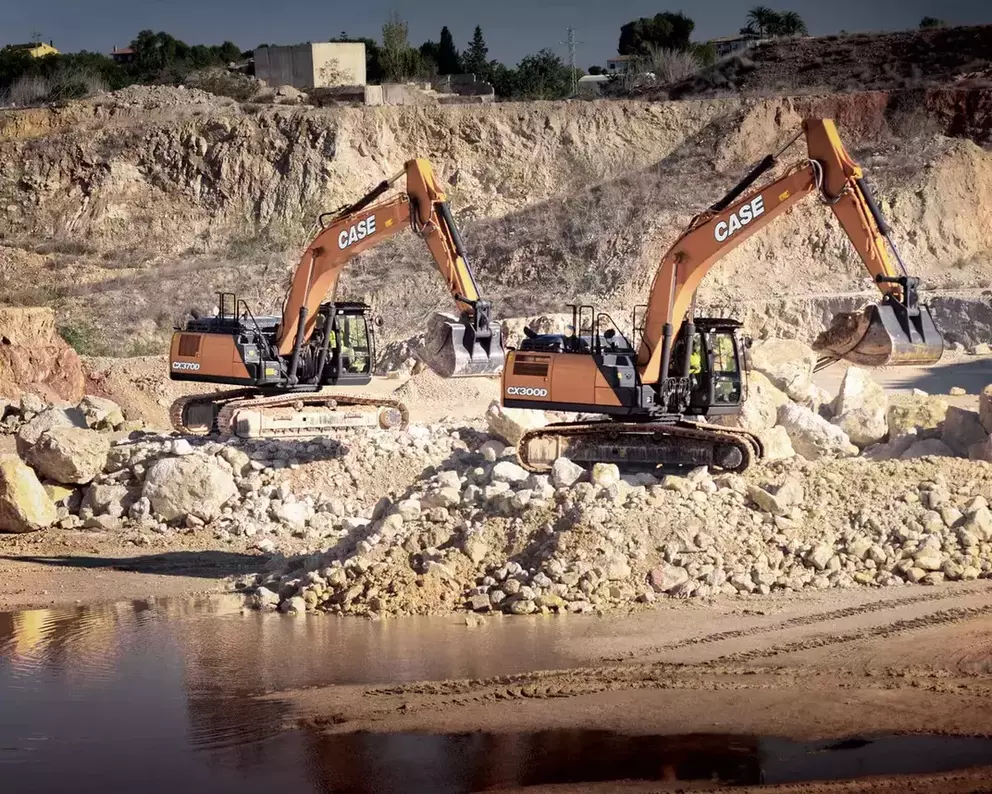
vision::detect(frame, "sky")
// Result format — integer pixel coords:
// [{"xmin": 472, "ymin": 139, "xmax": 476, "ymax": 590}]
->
[{"xmin": 4, "ymin": 0, "xmax": 991, "ymax": 68}]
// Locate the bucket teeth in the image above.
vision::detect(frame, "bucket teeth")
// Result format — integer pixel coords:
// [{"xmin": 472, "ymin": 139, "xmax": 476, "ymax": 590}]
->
[
  {"xmin": 814, "ymin": 303, "xmax": 943, "ymax": 367},
  {"xmin": 419, "ymin": 312, "xmax": 506, "ymax": 378}
]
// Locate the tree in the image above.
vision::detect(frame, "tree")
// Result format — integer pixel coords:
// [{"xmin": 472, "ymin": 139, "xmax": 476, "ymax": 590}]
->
[
  {"xmin": 217, "ymin": 41, "xmax": 242, "ymax": 64},
  {"xmin": 437, "ymin": 26, "xmax": 462, "ymax": 74},
  {"xmin": 381, "ymin": 12, "xmax": 421, "ymax": 81},
  {"xmin": 745, "ymin": 6, "xmax": 780, "ymax": 36},
  {"xmin": 774, "ymin": 11, "xmax": 807, "ymax": 36},
  {"xmin": 419, "ymin": 39, "xmax": 441, "ymax": 66},
  {"xmin": 619, "ymin": 12, "xmax": 695, "ymax": 57},
  {"xmin": 486, "ymin": 60, "xmax": 516, "ymax": 97},
  {"xmin": 463, "ymin": 26, "xmax": 489, "ymax": 77},
  {"xmin": 588, "ymin": 65, "xmax": 607, "ymax": 75},
  {"xmin": 514, "ymin": 49, "xmax": 575, "ymax": 99},
  {"xmin": 919, "ymin": 16, "xmax": 946, "ymax": 28}
]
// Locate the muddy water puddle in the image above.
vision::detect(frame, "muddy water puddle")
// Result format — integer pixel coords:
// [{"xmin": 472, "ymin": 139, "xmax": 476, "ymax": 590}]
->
[{"xmin": 2, "ymin": 596, "xmax": 992, "ymax": 792}]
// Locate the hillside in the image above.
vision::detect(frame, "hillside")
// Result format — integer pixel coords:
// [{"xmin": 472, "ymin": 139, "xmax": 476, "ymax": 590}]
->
[
  {"xmin": 662, "ymin": 24, "xmax": 992, "ymax": 100},
  {"xmin": 1, "ymin": 85, "xmax": 992, "ymax": 355}
]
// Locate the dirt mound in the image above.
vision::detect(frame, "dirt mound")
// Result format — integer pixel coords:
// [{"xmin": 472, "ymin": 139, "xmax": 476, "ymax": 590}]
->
[
  {"xmin": 93, "ymin": 84, "xmax": 236, "ymax": 110},
  {"xmin": 393, "ymin": 369, "xmax": 501, "ymax": 424},
  {"xmin": 663, "ymin": 25, "xmax": 992, "ymax": 100},
  {"xmin": 81, "ymin": 355, "xmax": 215, "ymax": 431},
  {"xmin": 0, "ymin": 307, "xmax": 84, "ymax": 403}
]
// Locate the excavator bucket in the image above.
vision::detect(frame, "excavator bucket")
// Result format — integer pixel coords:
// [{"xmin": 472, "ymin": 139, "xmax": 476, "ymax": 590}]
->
[
  {"xmin": 419, "ymin": 311, "xmax": 506, "ymax": 378},
  {"xmin": 814, "ymin": 300, "xmax": 943, "ymax": 368}
]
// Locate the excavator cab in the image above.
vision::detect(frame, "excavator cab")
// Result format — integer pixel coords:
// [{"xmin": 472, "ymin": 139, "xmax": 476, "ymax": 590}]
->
[
  {"xmin": 671, "ymin": 320, "xmax": 746, "ymax": 416},
  {"xmin": 322, "ymin": 303, "xmax": 375, "ymax": 385}
]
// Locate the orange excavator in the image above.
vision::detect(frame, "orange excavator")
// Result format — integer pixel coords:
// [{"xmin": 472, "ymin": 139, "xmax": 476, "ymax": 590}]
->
[
  {"xmin": 502, "ymin": 118, "xmax": 943, "ymax": 472},
  {"xmin": 169, "ymin": 159, "xmax": 504, "ymax": 438}
]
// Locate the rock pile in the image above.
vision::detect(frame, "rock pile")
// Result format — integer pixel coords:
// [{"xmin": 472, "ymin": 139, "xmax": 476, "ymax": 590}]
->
[
  {"xmin": 243, "ymin": 450, "xmax": 992, "ymax": 617},
  {"xmin": 6, "ymin": 333, "xmax": 992, "ymax": 619},
  {"xmin": 719, "ymin": 338, "xmax": 992, "ymax": 465}
]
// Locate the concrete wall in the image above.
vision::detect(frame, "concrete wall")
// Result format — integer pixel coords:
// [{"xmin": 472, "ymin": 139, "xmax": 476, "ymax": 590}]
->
[
  {"xmin": 432, "ymin": 74, "xmax": 495, "ymax": 98},
  {"xmin": 254, "ymin": 45, "xmax": 315, "ymax": 90},
  {"xmin": 364, "ymin": 85, "xmax": 384, "ymax": 106},
  {"xmin": 255, "ymin": 42, "xmax": 366, "ymax": 89},
  {"xmin": 312, "ymin": 42, "xmax": 366, "ymax": 87}
]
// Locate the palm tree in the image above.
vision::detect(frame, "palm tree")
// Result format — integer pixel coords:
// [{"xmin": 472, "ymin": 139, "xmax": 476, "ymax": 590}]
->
[
  {"xmin": 746, "ymin": 6, "xmax": 780, "ymax": 37},
  {"xmin": 777, "ymin": 11, "xmax": 808, "ymax": 36}
]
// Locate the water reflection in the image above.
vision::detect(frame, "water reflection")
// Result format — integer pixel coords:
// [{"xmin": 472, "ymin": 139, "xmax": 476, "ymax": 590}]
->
[
  {"xmin": 0, "ymin": 596, "xmax": 581, "ymax": 792},
  {"xmin": 302, "ymin": 730, "xmax": 765, "ymax": 791},
  {"xmin": 3, "ymin": 600, "xmax": 992, "ymax": 793}
]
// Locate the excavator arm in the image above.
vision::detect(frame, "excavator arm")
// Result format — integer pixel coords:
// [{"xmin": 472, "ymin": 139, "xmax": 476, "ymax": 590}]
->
[
  {"xmin": 637, "ymin": 118, "xmax": 942, "ymax": 384},
  {"xmin": 276, "ymin": 159, "xmax": 502, "ymax": 377}
]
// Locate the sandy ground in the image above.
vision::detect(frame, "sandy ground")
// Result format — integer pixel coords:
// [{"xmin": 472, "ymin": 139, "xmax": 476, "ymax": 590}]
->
[
  {"xmin": 0, "ymin": 528, "xmax": 262, "ymax": 611},
  {"xmin": 284, "ymin": 582, "xmax": 992, "ymax": 792}
]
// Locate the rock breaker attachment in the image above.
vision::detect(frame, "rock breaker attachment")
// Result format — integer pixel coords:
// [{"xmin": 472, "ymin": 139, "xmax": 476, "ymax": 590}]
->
[
  {"xmin": 814, "ymin": 276, "xmax": 943, "ymax": 367},
  {"xmin": 419, "ymin": 307, "xmax": 506, "ymax": 378}
]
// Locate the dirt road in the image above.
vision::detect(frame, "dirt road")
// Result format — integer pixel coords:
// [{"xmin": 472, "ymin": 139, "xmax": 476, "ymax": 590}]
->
[{"xmin": 814, "ymin": 353, "xmax": 992, "ymax": 400}]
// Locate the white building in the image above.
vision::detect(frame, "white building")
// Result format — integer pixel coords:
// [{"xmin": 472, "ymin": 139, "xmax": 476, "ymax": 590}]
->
[
  {"xmin": 708, "ymin": 34, "xmax": 766, "ymax": 59},
  {"xmin": 606, "ymin": 55, "xmax": 636, "ymax": 75}
]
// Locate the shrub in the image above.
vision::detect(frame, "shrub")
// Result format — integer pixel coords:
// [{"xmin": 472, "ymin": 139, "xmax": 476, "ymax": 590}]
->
[
  {"xmin": 185, "ymin": 68, "xmax": 259, "ymax": 101},
  {"xmin": 646, "ymin": 46, "xmax": 702, "ymax": 83},
  {"xmin": 47, "ymin": 66, "xmax": 109, "ymax": 101},
  {"xmin": 7, "ymin": 75, "xmax": 49, "ymax": 106},
  {"xmin": 57, "ymin": 322, "xmax": 98, "ymax": 354}
]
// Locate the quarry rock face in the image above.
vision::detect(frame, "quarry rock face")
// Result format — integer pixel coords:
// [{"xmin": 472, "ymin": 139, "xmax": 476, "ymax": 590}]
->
[{"xmin": 0, "ymin": 308, "xmax": 84, "ymax": 404}]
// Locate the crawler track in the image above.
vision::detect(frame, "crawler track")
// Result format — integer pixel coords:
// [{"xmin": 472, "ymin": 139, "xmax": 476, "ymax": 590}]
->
[
  {"xmin": 170, "ymin": 390, "xmax": 409, "ymax": 438},
  {"xmin": 518, "ymin": 419, "xmax": 762, "ymax": 473}
]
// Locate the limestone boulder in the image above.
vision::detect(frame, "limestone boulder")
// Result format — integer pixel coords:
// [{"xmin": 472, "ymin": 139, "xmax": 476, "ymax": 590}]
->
[
  {"xmin": 941, "ymin": 406, "xmax": 986, "ymax": 457},
  {"xmin": 980, "ymin": 385, "xmax": 992, "ymax": 433},
  {"xmin": 899, "ymin": 438, "xmax": 956, "ymax": 459},
  {"xmin": 0, "ymin": 456, "xmax": 57, "ymax": 533},
  {"xmin": 748, "ymin": 338, "xmax": 817, "ymax": 402},
  {"xmin": 550, "ymin": 457, "xmax": 585, "ymax": 488},
  {"xmin": 25, "ymin": 427, "xmax": 111, "ymax": 484},
  {"xmin": 830, "ymin": 367, "xmax": 888, "ymax": 448},
  {"xmin": 78, "ymin": 395, "xmax": 126, "ymax": 430},
  {"xmin": 16, "ymin": 406, "xmax": 87, "ymax": 456},
  {"xmin": 485, "ymin": 400, "xmax": 547, "ymax": 446},
  {"xmin": 833, "ymin": 408, "xmax": 888, "ymax": 449},
  {"xmin": 142, "ymin": 455, "xmax": 238, "ymax": 522},
  {"xmin": 777, "ymin": 403, "xmax": 858, "ymax": 460},
  {"xmin": 714, "ymin": 370, "xmax": 788, "ymax": 433},
  {"xmin": 887, "ymin": 395, "xmax": 949, "ymax": 441},
  {"xmin": 755, "ymin": 426, "xmax": 795, "ymax": 460}
]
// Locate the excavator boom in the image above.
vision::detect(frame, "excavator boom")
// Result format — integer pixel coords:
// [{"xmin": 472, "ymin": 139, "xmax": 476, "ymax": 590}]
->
[
  {"xmin": 637, "ymin": 118, "xmax": 941, "ymax": 384},
  {"xmin": 277, "ymin": 159, "xmax": 504, "ymax": 378}
]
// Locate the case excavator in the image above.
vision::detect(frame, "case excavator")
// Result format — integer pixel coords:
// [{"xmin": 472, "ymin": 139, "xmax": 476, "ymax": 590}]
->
[
  {"xmin": 169, "ymin": 159, "xmax": 504, "ymax": 438},
  {"xmin": 502, "ymin": 118, "xmax": 943, "ymax": 473}
]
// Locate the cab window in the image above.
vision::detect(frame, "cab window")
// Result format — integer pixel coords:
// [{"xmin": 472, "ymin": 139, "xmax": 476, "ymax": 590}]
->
[
  {"xmin": 340, "ymin": 316, "xmax": 370, "ymax": 374},
  {"xmin": 710, "ymin": 332, "xmax": 741, "ymax": 404}
]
